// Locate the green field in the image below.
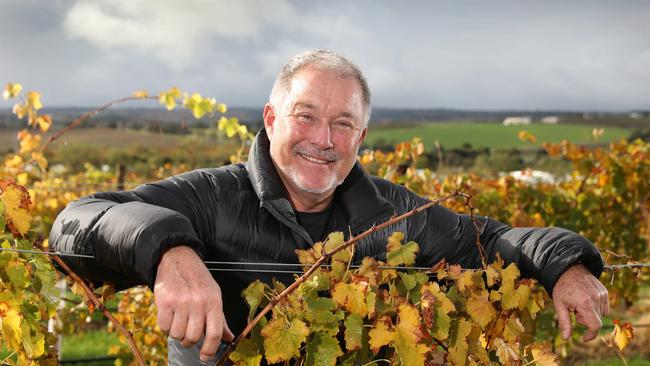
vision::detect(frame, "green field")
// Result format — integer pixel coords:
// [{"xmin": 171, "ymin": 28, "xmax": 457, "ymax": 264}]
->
[{"xmin": 364, "ymin": 122, "xmax": 632, "ymax": 150}]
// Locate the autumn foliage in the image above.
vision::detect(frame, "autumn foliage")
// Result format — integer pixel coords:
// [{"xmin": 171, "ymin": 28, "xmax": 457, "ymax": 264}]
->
[{"xmin": 0, "ymin": 83, "xmax": 647, "ymax": 365}]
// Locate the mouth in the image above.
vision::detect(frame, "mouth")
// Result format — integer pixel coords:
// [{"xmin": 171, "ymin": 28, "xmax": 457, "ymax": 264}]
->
[{"xmin": 297, "ymin": 152, "xmax": 334, "ymax": 165}]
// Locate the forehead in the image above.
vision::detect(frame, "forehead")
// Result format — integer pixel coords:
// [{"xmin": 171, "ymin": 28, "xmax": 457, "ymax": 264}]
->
[{"xmin": 284, "ymin": 67, "xmax": 364, "ymax": 116}]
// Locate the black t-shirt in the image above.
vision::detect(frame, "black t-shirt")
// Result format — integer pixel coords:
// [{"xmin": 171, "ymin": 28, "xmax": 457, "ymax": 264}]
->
[{"xmin": 295, "ymin": 203, "xmax": 334, "ymax": 242}]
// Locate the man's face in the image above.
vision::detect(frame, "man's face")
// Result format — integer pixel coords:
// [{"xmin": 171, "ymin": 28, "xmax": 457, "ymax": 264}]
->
[{"xmin": 264, "ymin": 67, "xmax": 367, "ymax": 204}]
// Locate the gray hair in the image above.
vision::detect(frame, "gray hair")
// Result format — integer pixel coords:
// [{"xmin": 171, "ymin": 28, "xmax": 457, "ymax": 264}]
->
[{"xmin": 269, "ymin": 49, "xmax": 371, "ymax": 125}]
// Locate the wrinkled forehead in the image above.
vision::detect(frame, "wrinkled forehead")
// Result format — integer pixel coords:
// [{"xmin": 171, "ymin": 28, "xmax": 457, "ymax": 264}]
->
[{"xmin": 283, "ymin": 68, "xmax": 366, "ymax": 118}]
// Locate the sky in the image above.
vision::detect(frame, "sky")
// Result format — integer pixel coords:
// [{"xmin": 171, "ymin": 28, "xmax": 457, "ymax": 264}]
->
[{"xmin": 1, "ymin": 0, "xmax": 649, "ymax": 111}]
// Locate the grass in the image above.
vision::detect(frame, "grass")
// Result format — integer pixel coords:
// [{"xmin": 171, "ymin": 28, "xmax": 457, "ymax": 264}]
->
[
  {"xmin": 364, "ymin": 122, "xmax": 632, "ymax": 150},
  {"xmin": 60, "ymin": 329, "xmax": 122, "ymax": 364}
]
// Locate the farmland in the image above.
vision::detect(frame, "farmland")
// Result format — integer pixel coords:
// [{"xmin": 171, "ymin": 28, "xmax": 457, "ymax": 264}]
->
[{"xmin": 364, "ymin": 122, "xmax": 632, "ymax": 150}]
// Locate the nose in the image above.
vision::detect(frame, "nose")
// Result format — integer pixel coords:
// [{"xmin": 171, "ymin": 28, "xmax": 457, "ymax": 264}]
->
[{"xmin": 311, "ymin": 119, "xmax": 334, "ymax": 149}]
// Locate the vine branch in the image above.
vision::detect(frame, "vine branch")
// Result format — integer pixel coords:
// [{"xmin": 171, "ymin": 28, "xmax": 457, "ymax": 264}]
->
[
  {"xmin": 49, "ymin": 254, "xmax": 146, "ymax": 366},
  {"xmin": 215, "ymin": 191, "xmax": 463, "ymax": 365}
]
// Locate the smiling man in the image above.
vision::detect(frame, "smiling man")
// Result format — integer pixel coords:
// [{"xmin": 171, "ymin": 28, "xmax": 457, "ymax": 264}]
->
[{"xmin": 50, "ymin": 50, "xmax": 608, "ymax": 365}]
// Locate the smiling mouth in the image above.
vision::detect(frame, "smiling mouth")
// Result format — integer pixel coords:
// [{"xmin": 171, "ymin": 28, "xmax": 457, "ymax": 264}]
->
[{"xmin": 298, "ymin": 153, "xmax": 334, "ymax": 165}]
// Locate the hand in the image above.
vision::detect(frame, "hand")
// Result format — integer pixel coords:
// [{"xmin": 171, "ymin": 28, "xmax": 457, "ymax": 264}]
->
[
  {"xmin": 552, "ymin": 264, "xmax": 609, "ymax": 342},
  {"xmin": 154, "ymin": 245, "xmax": 234, "ymax": 362}
]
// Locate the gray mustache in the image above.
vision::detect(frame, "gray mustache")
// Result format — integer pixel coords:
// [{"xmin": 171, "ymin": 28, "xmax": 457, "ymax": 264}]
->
[{"xmin": 293, "ymin": 144, "xmax": 338, "ymax": 162}]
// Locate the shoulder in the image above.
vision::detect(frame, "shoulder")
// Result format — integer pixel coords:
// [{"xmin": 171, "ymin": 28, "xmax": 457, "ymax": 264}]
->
[
  {"xmin": 369, "ymin": 175, "xmax": 426, "ymax": 210},
  {"xmin": 154, "ymin": 163, "xmax": 253, "ymax": 194}
]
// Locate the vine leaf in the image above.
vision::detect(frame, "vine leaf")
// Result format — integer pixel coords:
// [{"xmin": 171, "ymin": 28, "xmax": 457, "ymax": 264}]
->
[
  {"xmin": 344, "ymin": 314, "xmax": 363, "ymax": 351},
  {"xmin": 386, "ymin": 232, "xmax": 418, "ymax": 266},
  {"xmin": 1, "ymin": 307, "xmax": 22, "ymax": 351},
  {"xmin": 323, "ymin": 231, "xmax": 349, "ymax": 263},
  {"xmin": 242, "ymin": 281, "xmax": 266, "ymax": 321},
  {"xmin": 466, "ymin": 290, "xmax": 496, "ymax": 328},
  {"xmin": 447, "ymin": 318, "xmax": 472, "ymax": 366},
  {"xmin": 0, "ymin": 181, "xmax": 32, "ymax": 236},
  {"xmin": 612, "ymin": 320, "xmax": 634, "ymax": 351},
  {"xmin": 230, "ymin": 338, "xmax": 262, "ymax": 366},
  {"xmin": 158, "ymin": 87, "xmax": 181, "ymax": 110},
  {"xmin": 260, "ymin": 318, "xmax": 309, "ymax": 364},
  {"xmin": 305, "ymin": 332, "xmax": 343, "ymax": 366},
  {"xmin": 529, "ymin": 344, "xmax": 558, "ymax": 366},
  {"xmin": 368, "ymin": 316, "xmax": 394, "ymax": 353},
  {"xmin": 394, "ymin": 304, "xmax": 428, "ymax": 366},
  {"xmin": 332, "ymin": 282, "xmax": 368, "ymax": 316}
]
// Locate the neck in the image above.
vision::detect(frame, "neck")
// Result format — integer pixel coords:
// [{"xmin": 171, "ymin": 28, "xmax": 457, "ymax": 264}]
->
[{"xmin": 287, "ymin": 186, "xmax": 334, "ymax": 212}]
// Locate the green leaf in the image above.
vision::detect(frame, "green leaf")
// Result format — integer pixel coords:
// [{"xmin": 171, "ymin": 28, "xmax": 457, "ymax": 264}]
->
[
  {"xmin": 0, "ymin": 201, "xmax": 6, "ymax": 232},
  {"xmin": 242, "ymin": 280, "xmax": 266, "ymax": 321},
  {"xmin": 344, "ymin": 314, "xmax": 363, "ymax": 351},
  {"xmin": 305, "ymin": 332, "xmax": 343, "ymax": 366},
  {"xmin": 386, "ymin": 232, "xmax": 418, "ymax": 266},
  {"xmin": 6, "ymin": 261, "xmax": 29, "ymax": 289},
  {"xmin": 230, "ymin": 338, "xmax": 262, "ymax": 366}
]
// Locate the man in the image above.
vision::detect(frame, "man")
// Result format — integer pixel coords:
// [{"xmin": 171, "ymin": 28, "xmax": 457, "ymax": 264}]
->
[{"xmin": 50, "ymin": 50, "xmax": 609, "ymax": 364}]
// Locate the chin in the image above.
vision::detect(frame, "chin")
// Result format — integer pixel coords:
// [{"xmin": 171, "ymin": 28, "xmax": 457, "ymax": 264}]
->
[{"xmin": 292, "ymin": 174, "xmax": 341, "ymax": 195}]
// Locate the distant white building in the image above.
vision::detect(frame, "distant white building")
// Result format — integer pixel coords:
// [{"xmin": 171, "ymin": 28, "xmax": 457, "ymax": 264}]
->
[
  {"xmin": 506, "ymin": 170, "xmax": 555, "ymax": 185},
  {"xmin": 541, "ymin": 116, "xmax": 559, "ymax": 124},
  {"xmin": 503, "ymin": 116, "xmax": 532, "ymax": 126}
]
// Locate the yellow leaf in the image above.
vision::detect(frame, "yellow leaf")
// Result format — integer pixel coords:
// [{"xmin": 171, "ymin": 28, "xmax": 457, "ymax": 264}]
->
[
  {"xmin": 261, "ymin": 318, "xmax": 309, "ymax": 364},
  {"xmin": 31, "ymin": 152, "xmax": 48, "ymax": 170},
  {"xmin": 217, "ymin": 102, "xmax": 228, "ymax": 114},
  {"xmin": 1, "ymin": 308, "xmax": 22, "ymax": 351},
  {"xmin": 529, "ymin": 344, "xmax": 558, "ymax": 366},
  {"xmin": 517, "ymin": 130, "xmax": 537, "ymax": 144},
  {"xmin": 3, "ymin": 82, "xmax": 22, "ymax": 100},
  {"xmin": 17, "ymin": 130, "xmax": 41, "ymax": 153},
  {"xmin": 182, "ymin": 92, "xmax": 217, "ymax": 119},
  {"xmin": 448, "ymin": 318, "xmax": 473, "ymax": 366},
  {"xmin": 34, "ymin": 114, "xmax": 52, "ymax": 132},
  {"xmin": 386, "ymin": 231, "xmax": 418, "ymax": 266},
  {"xmin": 133, "ymin": 90, "xmax": 149, "ymax": 99},
  {"xmin": 26, "ymin": 91, "xmax": 43, "ymax": 110},
  {"xmin": 12, "ymin": 102, "xmax": 29, "ymax": 119},
  {"xmin": 466, "ymin": 290, "xmax": 496, "ymax": 329},
  {"xmin": 332, "ymin": 282, "xmax": 367, "ymax": 316},
  {"xmin": 323, "ymin": 231, "xmax": 349, "ymax": 263},
  {"xmin": 369, "ymin": 316, "xmax": 394, "ymax": 353},
  {"xmin": 296, "ymin": 242, "xmax": 323, "ymax": 265},
  {"xmin": 494, "ymin": 337, "xmax": 520, "ymax": 365},
  {"xmin": 503, "ymin": 314, "xmax": 525, "ymax": 344},
  {"xmin": 612, "ymin": 320, "xmax": 634, "ymax": 351},
  {"xmin": 394, "ymin": 304, "xmax": 428, "ymax": 366},
  {"xmin": 158, "ymin": 87, "xmax": 181, "ymax": 111},
  {"xmin": 4, "ymin": 154, "xmax": 24, "ymax": 169},
  {"xmin": 1, "ymin": 183, "xmax": 32, "ymax": 236}
]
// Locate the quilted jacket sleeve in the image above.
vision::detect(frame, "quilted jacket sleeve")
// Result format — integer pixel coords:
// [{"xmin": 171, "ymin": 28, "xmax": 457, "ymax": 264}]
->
[
  {"xmin": 407, "ymin": 192, "xmax": 604, "ymax": 294},
  {"xmin": 49, "ymin": 169, "xmax": 228, "ymax": 289}
]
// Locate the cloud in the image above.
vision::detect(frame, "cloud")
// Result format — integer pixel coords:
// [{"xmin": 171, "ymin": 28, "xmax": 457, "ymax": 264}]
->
[{"xmin": 63, "ymin": 0, "xmax": 295, "ymax": 70}]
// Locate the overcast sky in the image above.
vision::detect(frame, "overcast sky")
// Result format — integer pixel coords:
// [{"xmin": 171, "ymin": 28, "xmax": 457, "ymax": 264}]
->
[{"xmin": 1, "ymin": 0, "xmax": 649, "ymax": 111}]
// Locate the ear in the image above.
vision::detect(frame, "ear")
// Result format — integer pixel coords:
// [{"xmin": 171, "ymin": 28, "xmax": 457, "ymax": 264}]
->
[
  {"xmin": 263, "ymin": 103, "xmax": 276, "ymax": 138},
  {"xmin": 358, "ymin": 127, "xmax": 367, "ymax": 145}
]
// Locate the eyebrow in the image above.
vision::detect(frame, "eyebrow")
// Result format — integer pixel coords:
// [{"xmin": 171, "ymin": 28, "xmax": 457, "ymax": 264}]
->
[{"xmin": 292, "ymin": 102, "xmax": 357, "ymax": 120}]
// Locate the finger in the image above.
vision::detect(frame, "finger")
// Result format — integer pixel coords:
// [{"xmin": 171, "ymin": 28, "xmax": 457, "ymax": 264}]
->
[
  {"xmin": 182, "ymin": 312, "xmax": 205, "ymax": 348},
  {"xmin": 223, "ymin": 317, "xmax": 234, "ymax": 341},
  {"xmin": 576, "ymin": 305, "xmax": 602, "ymax": 342},
  {"xmin": 553, "ymin": 297, "xmax": 573, "ymax": 340},
  {"xmin": 169, "ymin": 309, "xmax": 189, "ymax": 341},
  {"xmin": 200, "ymin": 310, "xmax": 223, "ymax": 362},
  {"xmin": 157, "ymin": 306, "xmax": 173, "ymax": 333}
]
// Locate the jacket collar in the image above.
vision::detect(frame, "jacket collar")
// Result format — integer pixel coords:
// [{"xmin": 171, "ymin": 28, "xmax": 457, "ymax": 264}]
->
[{"xmin": 247, "ymin": 129, "xmax": 394, "ymax": 230}]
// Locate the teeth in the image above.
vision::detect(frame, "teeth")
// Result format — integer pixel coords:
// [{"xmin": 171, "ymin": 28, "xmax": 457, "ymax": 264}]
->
[{"xmin": 301, "ymin": 154, "xmax": 329, "ymax": 164}]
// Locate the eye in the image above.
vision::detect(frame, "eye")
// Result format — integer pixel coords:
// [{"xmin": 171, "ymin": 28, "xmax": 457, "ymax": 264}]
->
[
  {"xmin": 333, "ymin": 119, "xmax": 354, "ymax": 129},
  {"xmin": 295, "ymin": 113, "xmax": 315, "ymax": 122}
]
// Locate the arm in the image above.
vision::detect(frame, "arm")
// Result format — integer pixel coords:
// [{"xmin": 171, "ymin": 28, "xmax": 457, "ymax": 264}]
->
[
  {"xmin": 49, "ymin": 168, "xmax": 234, "ymax": 359},
  {"xmin": 410, "ymin": 197, "xmax": 607, "ymax": 341}
]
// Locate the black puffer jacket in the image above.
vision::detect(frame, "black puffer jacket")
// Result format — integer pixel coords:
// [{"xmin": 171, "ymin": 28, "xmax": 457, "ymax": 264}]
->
[{"xmin": 50, "ymin": 129, "xmax": 604, "ymax": 334}]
